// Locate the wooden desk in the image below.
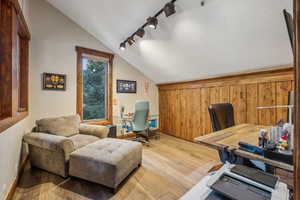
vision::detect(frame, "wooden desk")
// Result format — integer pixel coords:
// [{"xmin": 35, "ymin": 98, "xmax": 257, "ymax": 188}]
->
[{"xmin": 194, "ymin": 124, "xmax": 294, "ymax": 172}]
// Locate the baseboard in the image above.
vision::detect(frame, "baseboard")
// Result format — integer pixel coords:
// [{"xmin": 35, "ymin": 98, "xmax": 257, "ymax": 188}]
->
[
  {"xmin": 5, "ymin": 155, "xmax": 29, "ymax": 200},
  {"xmin": 117, "ymin": 132, "xmax": 136, "ymax": 139}
]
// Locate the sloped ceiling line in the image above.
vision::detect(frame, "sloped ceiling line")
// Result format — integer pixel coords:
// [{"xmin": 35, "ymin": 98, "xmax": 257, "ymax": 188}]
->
[{"xmin": 46, "ymin": 0, "xmax": 293, "ymax": 83}]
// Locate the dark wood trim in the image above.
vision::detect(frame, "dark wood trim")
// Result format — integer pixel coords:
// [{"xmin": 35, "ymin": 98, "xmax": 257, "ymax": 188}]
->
[
  {"xmin": 158, "ymin": 65, "xmax": 294, "ymax": 90},
  {"xmin": 294, "ymin": 0, "xmax": 300, "ymax": 198},
  {"xmin": 117, "ymin": 132, "xmax": 137, "ymax": 139},
  {"xmin": 76, "ymin": 46, "xmax": 114, "ymax": 124},
  {"xmin": 8, "ymin": 0, "xmax": 30, "ymax": 39},
  {"xmin": 0, "ymin": 112, "xmax": 28, "ymax": 133},
  {"xmin": 0, "ymin": 0, "xmax": 30, "ymax": 133},
  {"xmin": 5, "ymin": 179, "xmax": 17, "ymax": 200},
  {"xmin": 75, "ymin": 46, "xmax": 114, "ymax": 60},
  {"xmin": 5, "ymin": 154, "xmax": 29, "ymax": 200}
]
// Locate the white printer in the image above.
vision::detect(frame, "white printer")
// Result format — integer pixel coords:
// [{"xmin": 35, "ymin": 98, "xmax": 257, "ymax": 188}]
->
[{"xmin": 180, "ymin": 163, "xmax": 289, "ymax": 200}]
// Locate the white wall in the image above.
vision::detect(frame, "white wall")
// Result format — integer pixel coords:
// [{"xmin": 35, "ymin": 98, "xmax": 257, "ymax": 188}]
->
[
  {"xmin": 46, "ymin": 0, "xmax": 294, "ymax": 84},
  {"xmin": 28, "ymin": 0, "xmax": 158, "ymax": 123},
  {"xmin": 0, "ymin": 0, "xmax": 158, "ymax": 199}
]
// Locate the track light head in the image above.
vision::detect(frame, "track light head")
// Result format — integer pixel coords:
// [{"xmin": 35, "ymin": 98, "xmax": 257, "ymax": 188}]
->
[
  {"xmin": 164, "ymin": 2, "xmax": 176, "ymax": 17},
  {"xmin": 119, "ymin": 42, "xmax": 126, "ymax": 51},
  {"xmin": 136, "ymin": 28, "xmax": 145, "ymax": 38},
  {"xmin": 128, "ymin": 37, "xmax": 136, "ymax": 46},
  {"xmin": 147, "ymin": 17, "xmax": 158, "ymax": 29}
]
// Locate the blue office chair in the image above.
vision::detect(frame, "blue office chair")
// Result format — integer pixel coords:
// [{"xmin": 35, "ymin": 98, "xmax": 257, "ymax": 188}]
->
[{"xmin": 129, "ymin": 100, "xmax": 151, "ymax": 145}]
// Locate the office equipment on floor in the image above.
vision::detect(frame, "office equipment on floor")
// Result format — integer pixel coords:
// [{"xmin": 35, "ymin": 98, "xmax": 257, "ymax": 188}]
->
[
  {"xmin": 264, "ymin": 150, "xmax": 293, "ymax": 165},
  {"xmin": 210, "ymin": 174, "xmax": 271, "ymax": 200},
  {"xmin": 180, "ymin": 164, "xmax": 289, "ymax": 200},
  {"xmin": 208, "ymin": 103, "xmax": 235, "ymax": 132},
  {"xmin": 123, "ymin": 100, "xmax": 152, "ymax": 145},
  {"xmin": 194, "ymin": 124, "xmax": 293, "ymax": 172},
  {"xmin": 231, "ymin": 165, "xmax": 278, "ymax": 188}
]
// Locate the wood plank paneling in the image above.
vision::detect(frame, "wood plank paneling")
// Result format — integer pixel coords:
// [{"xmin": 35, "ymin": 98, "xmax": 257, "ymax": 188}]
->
[
  {"xmin": 246, "ymin": 84, "xmax": 258, "ymax": 124},
  {"xmin": 230, "ymin": 85, "xmax": 247, "ymax": 124},
  {"xmin": 276, "ymin": 81, "xmax": 293, "ymax": 122},
  {"xmin": 158, "ymin": 66, "xmax": 294, "ymax": 141},
  {"xmin": 258, "ymin": 82, "xmax": 277, "ymax": 125},
  {"xmin": 200, "ymin": 87, "xmax": 211, "ymax": 135}
]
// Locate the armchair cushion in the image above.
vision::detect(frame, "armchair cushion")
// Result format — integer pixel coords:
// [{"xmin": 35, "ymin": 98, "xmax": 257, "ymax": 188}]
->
[
  {"xmin": 79, "ymin": 124, "xmax": 109, "ymax": 139},
  {"xmin": 36, "ymin": 115, "xmax": 81, "ymax": 137},
  {"xmin": 24, "ymin": 132, "xmax": 74, "ymax": 154},
  {"xmin": 69, "ymin": 134, "xmax": 99, "ymax": 150}
]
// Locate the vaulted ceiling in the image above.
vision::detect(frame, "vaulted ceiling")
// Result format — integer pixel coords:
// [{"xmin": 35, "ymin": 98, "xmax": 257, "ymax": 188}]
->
[{"xmin": 46, "ymin": 0, "xmax": 293, "ymax": 83}]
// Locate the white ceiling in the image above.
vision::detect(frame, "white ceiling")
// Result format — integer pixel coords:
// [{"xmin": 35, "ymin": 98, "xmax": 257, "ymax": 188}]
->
[{"xmin": 46, "ymin": 0, "xmax": 293, "ymax": 83}]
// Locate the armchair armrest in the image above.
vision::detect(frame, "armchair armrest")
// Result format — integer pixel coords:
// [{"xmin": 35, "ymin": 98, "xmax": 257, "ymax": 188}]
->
[
  {"xmin": 23, "ymin": 132, "xmax": 74, "ymax": 154},
  {"xmin": 79, "ymin": 124, "xmax": 109, "ymax": 138}
]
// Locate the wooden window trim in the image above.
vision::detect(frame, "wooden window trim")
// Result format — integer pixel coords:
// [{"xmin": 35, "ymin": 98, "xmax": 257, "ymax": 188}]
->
[
  {"xmin": 0, "ymin": 0, "xmax": 30, "ymax": 133},
  {"xmin": 294, "ymin": 0, "xmax": 300, "ymax": 198},
  {"xmin": 76, "ymin": 46, "xmax": 114, "ymax": 125}
]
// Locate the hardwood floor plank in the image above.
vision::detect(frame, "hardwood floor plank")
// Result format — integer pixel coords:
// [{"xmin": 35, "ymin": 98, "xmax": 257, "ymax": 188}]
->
[{"xmin": 13, "ymin": 134, "xmax": 219, "ymax": 200}]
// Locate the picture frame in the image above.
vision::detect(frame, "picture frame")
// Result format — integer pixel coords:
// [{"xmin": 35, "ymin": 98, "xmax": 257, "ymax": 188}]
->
[
  {"xmin": 117, "ymin": 80, "xmax": 137, "ymax": 93},
  {"xmin": 42, "ymin": 73, "xmax": 66, "ymax": 91}
]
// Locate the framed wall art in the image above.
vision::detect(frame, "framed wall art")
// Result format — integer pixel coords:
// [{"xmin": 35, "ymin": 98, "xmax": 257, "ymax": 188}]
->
[
  {"xmin": 43, "ymin": 73, "xmax": 66, "ymax": 91},
  {"xmin": 117, "ymin": 80, "xmax": 137, "ymax": 93}
]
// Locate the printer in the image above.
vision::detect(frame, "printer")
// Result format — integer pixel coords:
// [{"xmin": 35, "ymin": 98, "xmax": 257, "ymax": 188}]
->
[{"xmin": 180, "ymin": 163, "xmax": 289, "ymax": 200}]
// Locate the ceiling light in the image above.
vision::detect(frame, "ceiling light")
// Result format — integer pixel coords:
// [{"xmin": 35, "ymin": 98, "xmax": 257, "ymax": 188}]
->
[
  {"xmin": 164, "ymin": 2, "xmax": 176, "ymax": 17},
  {"xmin": 147, "ymin": 17, "xmax": 158, "ymax": 29},
  {"xmin": 128, "ymin": 37, "xmax": 136, "ymax": 45},
  {"xmin": 136, "ymin": 28, "xmax": 145, "ymax": 38},
  {"xmin": 119, "ymin": 42, "xmax": 126, "ymax": 51}
]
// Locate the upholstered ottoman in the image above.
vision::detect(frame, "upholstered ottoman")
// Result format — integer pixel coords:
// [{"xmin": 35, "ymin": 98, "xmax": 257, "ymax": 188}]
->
[{"xmin": 69, "ymin": 138, "xmax": 142, "ymax": 191}]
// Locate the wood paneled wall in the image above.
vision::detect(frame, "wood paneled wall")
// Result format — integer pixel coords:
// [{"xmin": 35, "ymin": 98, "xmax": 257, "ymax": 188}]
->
[{"xmin": 158, "ymin": 66, "xmax": 294, "ymax": 141}]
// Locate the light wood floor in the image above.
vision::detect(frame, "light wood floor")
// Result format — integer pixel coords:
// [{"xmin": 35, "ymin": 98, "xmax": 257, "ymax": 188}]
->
[{"xmin": 13, "ymin": 133, "xmax": 220, "ymax": 200}]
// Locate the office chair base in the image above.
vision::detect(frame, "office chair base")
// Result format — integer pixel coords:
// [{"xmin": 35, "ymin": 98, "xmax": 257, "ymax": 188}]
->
[{"xmin": 129, "ymin": 137, "xmax": 150, "ymax": 146}]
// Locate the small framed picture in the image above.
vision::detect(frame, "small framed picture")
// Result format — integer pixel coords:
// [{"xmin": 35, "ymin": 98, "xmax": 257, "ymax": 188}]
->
[
  {"xmin": 43, "ymin": 73, "xmax": 66, "ymax": 91},
  {"xmin": 117, "ymin": 80, "xmax": 137, "ymax": 93}
]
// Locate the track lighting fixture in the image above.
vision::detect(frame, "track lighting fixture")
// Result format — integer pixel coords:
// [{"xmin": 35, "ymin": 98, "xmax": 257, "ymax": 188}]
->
[
  {"xmin": 128, "ymin": 37, "xmax": 136, "ymax": 45},
  {"xmin": 147, "ymin": 17, "xmax": 158, "ymax": 29},
  {"xmin": 119, "ymin": 42, "xmax": 126, "ymax": 51},
  {"xmin": 136, "ymin": 28, "xmax": 145, "ymax": 38},
  {"xmin": 164, "ymin": 2, "xmax": 176, "ymax": 17},
  {"xmin": 119, "ymin": 0, "xmax": 178, "ymax": 50}
]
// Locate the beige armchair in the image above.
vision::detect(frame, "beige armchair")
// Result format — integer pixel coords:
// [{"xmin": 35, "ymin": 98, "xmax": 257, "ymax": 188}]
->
[{"xmin": 23, "ymin": 115, "xmax": 110, "ymax": 177}]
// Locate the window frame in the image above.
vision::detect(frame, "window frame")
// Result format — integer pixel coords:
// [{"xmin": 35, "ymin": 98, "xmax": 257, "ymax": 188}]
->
[
  {"xmin": 76, "ymin": 46, "xmax": 114, "ymax": 125},
  {"xmin": 0, "ymin": 0, "xmax": 30, "ymax": 133}
]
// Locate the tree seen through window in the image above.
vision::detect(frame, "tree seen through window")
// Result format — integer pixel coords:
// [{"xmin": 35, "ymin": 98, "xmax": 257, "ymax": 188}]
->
[{"xmin": 82, "ymin": 58, "xmax": 107, "ymax": 120}]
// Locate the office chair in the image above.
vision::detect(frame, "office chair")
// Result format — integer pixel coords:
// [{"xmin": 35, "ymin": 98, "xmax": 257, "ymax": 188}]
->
[
  {"xmin": 208, "ymin": 103, "xmax": 235, "ymax": 132},
  {"xmin": 208, "ymin": 103, "xmax": 235, "ymax": 163},
  {"xmin": 129, "ymin": 100, "xmax": 151, "ymax": 145}
]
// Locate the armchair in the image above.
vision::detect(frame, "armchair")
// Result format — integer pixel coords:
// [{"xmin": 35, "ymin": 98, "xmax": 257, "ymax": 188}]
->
[{"xmin": 24, "ymin": 115, "xmax": 110, "ymax": 177}]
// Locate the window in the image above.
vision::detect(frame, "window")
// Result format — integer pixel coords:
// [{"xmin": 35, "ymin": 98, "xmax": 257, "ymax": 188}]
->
[
  {"xmin": 76, "ymin": 47, "xmax": 114, "ymax": 125},
  {"xmin": 0, "ymin": 0, "xmax": 30, "ymax": 133}
]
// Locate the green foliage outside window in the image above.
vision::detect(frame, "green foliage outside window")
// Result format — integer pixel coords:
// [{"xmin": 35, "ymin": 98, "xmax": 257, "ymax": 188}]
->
[{"xmin": 83, "ymin": 58, "xmax": 107, "ymax": 120}]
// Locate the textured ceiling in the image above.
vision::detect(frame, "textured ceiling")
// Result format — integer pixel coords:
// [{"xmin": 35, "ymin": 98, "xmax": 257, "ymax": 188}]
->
[{"xmin": 46, "ymin": 0, "xmax": 293, "ymax": 83}]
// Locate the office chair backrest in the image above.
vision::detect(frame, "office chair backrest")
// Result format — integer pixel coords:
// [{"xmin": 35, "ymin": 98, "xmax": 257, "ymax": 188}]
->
[
  {"xmin": 208, "ymin": 103, "xmax": 235, "ymax": 132},
  {"xmin": 132, "ymin": 100, "xmax": 150, "ymax": 132}
]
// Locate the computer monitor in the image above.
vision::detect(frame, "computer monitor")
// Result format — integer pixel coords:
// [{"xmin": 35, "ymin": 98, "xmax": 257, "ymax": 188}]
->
[{"xmin": 283, "ymin": 9, "xmax": 294, "ymax": 54}]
